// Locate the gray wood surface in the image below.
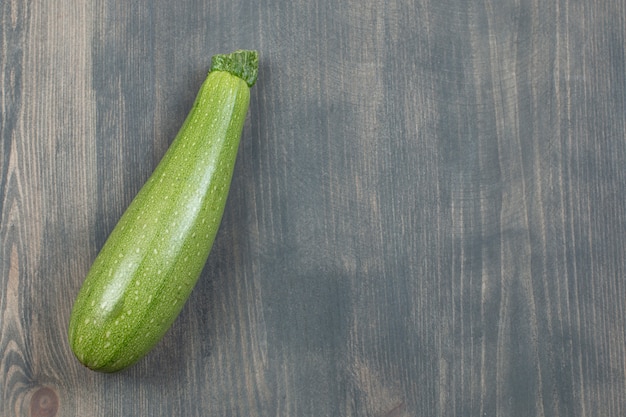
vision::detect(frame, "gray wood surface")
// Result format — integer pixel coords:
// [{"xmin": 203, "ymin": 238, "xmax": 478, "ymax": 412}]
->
[{"xmin": 2, "ymin": 0, "xmax": 626, "ymax": 416}]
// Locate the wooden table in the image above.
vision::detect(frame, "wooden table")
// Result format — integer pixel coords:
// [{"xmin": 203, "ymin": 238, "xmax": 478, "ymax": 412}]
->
[{"xmin": 2, "ymin": 0, "xmax": 625, "ymax": 415}]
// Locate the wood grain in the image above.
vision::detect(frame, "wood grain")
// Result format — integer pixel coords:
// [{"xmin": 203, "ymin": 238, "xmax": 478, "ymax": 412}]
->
[{"xmin": 2, "ymin": 0, "xmax": 626, "ymax": 416}]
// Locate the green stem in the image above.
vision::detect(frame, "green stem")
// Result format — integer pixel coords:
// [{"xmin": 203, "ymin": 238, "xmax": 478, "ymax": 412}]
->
[{"xmin": 210, "ymin": 50, "xmax": 259, "ymax": 87}]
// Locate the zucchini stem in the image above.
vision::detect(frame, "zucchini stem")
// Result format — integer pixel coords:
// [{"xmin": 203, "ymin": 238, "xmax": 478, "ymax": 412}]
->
[{"xmin": 210, "ymin": 50, "xmax": 259, "ymax": 87}]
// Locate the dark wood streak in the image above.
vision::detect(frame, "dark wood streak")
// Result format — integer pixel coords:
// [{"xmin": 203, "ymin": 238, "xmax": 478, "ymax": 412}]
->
[{"xmin": 2, "ymin": 0, "xmax": 626, "ymax": 416}]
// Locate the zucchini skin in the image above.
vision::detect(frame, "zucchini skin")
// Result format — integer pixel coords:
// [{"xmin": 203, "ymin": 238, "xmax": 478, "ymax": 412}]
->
[{"xmin": 68, "ymin": 51, "xmax": 257, "ymax": 372}]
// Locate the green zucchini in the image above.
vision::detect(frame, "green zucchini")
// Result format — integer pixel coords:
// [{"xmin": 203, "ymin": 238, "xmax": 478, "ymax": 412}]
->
[{"xmin": 68, "ymin": 50, "xmax": 259, "ymax": 372}]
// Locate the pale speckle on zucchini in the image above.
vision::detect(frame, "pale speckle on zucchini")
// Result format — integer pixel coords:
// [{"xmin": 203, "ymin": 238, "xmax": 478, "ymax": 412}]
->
[{"xmin": 68, "ymin": 50, "xmax": 259, "ymax": 373}]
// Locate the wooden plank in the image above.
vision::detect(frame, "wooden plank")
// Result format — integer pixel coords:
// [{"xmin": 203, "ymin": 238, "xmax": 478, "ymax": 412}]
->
[{"xmin": 1, "ymin": 0, "xmax": 625, "ymax": 415}]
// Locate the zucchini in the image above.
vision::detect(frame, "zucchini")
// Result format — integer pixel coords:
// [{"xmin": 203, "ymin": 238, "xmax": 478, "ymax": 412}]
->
[{"xmin": 68, "ymin": 50, "xmax": 259, "ymax": 372}]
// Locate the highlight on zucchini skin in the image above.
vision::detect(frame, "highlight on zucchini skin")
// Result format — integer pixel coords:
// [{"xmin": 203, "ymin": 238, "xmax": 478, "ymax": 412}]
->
[{"xmin": 68, "ymin": 50, "xmax": 258, "ymax": 372}]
